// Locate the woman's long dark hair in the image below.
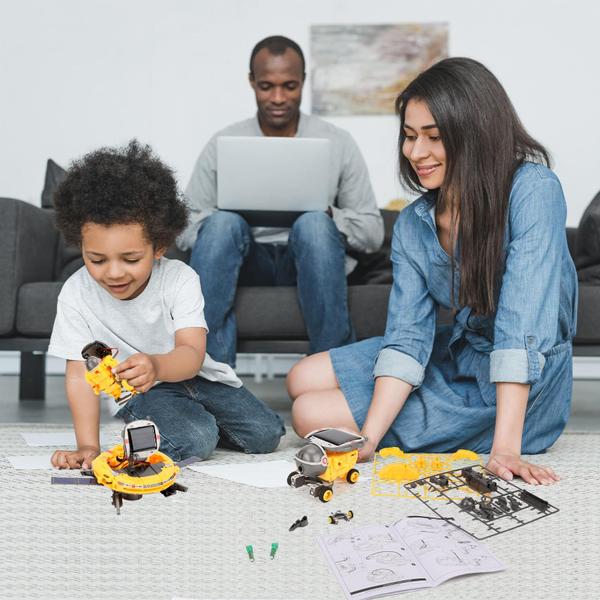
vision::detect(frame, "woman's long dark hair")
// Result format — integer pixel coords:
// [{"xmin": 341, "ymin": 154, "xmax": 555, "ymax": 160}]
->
[{"xmin": 396, "ymin": 57, "xmax": 550, "ymax": 315}]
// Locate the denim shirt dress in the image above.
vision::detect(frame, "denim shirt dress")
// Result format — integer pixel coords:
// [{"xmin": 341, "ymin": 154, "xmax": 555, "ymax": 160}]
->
[{"xmin": 330, "ymin": 162, "xmax": 578, "ymax": 454}]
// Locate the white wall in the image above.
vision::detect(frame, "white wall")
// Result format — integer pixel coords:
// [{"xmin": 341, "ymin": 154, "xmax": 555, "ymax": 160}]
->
[{"xmin": 1, "ymin": 0, "xmax": 598, "ymax": 225}]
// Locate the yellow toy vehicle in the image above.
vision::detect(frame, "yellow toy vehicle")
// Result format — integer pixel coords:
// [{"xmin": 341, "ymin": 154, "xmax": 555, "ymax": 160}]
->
[
  {"xmin": 82, "ymin": 341, "xmax": 137, "ymax": 406},
  {"xmin": 287, "ymin": 428, "xmax": 367, "ymax": 502},
  {"xmin": 51, "ymin": 420, "xmax": 188, "ymax": 514}
]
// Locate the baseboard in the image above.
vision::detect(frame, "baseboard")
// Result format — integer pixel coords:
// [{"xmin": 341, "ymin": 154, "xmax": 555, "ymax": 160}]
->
[
  {"xmin": 572, "ymin": 356, "xmax": 600, "ymax": 379},
  {"xmin": 0, "ymin": 351, "xmax": 597, "ymax": 380}
]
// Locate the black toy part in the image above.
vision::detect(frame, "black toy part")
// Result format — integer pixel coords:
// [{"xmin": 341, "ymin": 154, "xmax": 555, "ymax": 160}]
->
[
  {"xmin": 289, "ymin": 515, "xmax": 309, "ymax": 531},
  {"xmin": 81, "ymin": 340, "xmax": 113, "ymax": 360},
  {"xmin": 519, "ymin": 490, "xmax": 551, "ymax": 512},
  {"xmin": 461, "ymin": 467, "xmax": 498, "ymax": 494}
]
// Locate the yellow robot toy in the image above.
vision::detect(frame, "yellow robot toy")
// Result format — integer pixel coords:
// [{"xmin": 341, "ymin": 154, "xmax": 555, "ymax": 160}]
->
[
  {"xmin": 51, "ymin": 420, "xmax": 188, "ymax": 514},
  {"xmin": 287, "ymin": 428, "xmax": 367, "ymax": 502},
  {"xmin": 82, "ymin": 340, "xmax": 137, "ymax": 405}
]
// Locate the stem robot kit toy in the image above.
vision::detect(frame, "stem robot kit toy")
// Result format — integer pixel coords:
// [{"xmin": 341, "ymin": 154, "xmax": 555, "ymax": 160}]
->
[
  {"xmin": 52, "ymin": 420, "xmax": 188, "ymax": 514},
  {"xmin": 287, "ymin": 428, "xmax": 367, "ymax": 502}
]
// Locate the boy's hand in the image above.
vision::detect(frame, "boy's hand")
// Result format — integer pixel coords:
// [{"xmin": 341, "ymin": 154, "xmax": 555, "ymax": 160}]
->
[
  {"xmin": 112, "ymin": 353, "xmax": 157, "ymax": 393},
  {"xmin": 51, "ymin": 447, "xmax": 100, "ymax": 470},
  {"xmin": 486, "ymin": 452, "xmax": 560, "ymax": 485}
]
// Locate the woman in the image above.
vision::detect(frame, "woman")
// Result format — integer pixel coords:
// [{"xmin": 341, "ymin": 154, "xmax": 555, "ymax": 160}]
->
[{"xmin": 287, "ymin": 57, "xmax": 577, "ymax": 485}]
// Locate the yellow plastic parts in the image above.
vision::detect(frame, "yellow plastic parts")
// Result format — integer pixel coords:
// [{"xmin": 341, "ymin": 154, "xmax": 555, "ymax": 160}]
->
[
  {"xmin": 378, "ymin": 463, "xmax": 419, "ymax": 481},
  {"xmin": 379, "ymin": 447, "xmax": 404, "ymax": 458},
  {"xmin": 85, "ymin": 355, "xmax": 136, "ymax": 403},
  {"xmin": 92, "ymin": 444, "xmax": 179, "ymax": 495},
  {"xmin": 372, "ymin": 447, "xmax": 481, "ymax": 499},
  {"xmin": 319, "ymin": 449, "xmax": 360, "ymax": 484},
  {"xmin": 451, "ymin": 449, "xmax": 479, "ymax": 461}
]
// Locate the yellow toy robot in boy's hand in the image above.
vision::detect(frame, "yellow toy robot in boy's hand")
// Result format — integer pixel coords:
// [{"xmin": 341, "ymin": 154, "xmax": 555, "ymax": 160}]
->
[{"xmin": 82, "ymin": 341, "xmax": 137, "ymax": 406}]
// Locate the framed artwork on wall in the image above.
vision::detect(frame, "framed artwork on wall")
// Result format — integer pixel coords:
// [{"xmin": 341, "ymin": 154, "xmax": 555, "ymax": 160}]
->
[{"xmin": 311, "ymin": 23, "xmax": 449, "ymax": 116}]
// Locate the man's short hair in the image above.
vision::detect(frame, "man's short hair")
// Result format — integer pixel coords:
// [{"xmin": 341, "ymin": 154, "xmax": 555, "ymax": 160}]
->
[{"xmin": 249, "ymin": 35, "xmax": 306, "ymax": 77}]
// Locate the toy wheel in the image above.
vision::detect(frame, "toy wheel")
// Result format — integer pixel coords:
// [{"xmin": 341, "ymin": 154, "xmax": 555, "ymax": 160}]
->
[
  {"xmin": 287, "ymin": 471, "xmax": 298, "ymax": 487},
  {"xmin": 347, "ymin": 510, "xmax": 354, "ymax": 519},
  {"xmin": 346, "ymin": 469, "xmax": 359, "ymax": 484},
  {"xmin": 328, "ymin": 515, "xmax": 335, "ymax": 524},
  {"xmin": 318, "ymin": 486, "xmax": 334, "ymax": 503}
]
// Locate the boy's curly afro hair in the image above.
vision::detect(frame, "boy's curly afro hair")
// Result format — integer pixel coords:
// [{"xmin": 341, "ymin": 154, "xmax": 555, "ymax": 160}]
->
[{"xmin": 53, "ymin": 140, "xmax": 188, "ymax": 249}]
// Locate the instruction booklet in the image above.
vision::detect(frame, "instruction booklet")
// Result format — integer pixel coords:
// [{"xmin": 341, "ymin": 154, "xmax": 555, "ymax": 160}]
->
[{"xmin": 318, "ymin": 515, "xmax": 505, "ymax": 599}]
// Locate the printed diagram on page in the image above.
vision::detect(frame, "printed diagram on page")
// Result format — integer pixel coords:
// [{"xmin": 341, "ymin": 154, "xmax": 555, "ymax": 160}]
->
[{"xmin": 318, "ymin": 516, "xmax": 504, "ymax": 600}]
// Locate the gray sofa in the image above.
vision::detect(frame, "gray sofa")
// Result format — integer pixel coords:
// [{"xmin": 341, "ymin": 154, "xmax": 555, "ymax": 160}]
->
[{"xmin": 1, "ymin": 197, "xmax": 599, "ymax": 400}]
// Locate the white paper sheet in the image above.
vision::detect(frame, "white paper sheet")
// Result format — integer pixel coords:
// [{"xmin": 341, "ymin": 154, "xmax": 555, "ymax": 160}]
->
[
  {"xmin": 7, "ymin": 454, "xmax": 54, "ymax": 470},
  {"xmin": 189, "ymin": 459, "xmax": 296, "ymax": 488},
  {"xmin": 20, "ymin": 431, "xmax": 115, "ymax": 447},
  {"xmin": 318, "ymin": 516, "xmax": 505, "ymax": 600}
]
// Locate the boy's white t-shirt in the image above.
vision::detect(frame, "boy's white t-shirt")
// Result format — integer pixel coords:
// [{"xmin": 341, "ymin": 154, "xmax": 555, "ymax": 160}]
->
[{"xmin": 48, "ymin": 257, "xmax": 242, "ymax": 388}]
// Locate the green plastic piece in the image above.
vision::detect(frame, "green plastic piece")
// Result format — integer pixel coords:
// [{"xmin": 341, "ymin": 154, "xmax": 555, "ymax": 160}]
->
[
  {"xmin": 245, "ymin": 544, "xmax": 254, "ymax": 562},
  {"xmin": 270, "ymin": 542, "xmax": 279, "ymax": 559}
]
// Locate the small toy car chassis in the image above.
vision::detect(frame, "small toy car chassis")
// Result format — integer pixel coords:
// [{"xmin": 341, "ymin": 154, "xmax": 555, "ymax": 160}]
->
[
  {"xmin": 287, "ymin": 428, "xmax": 367, "ymax": 503},
  {"xmin": 328, "ymin": 510, "xmax": 354, "ymax": 525}
]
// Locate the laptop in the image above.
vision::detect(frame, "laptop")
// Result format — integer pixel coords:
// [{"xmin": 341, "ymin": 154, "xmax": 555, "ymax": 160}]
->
[{"xmin": 217, "ymin": 136, "xmax": 331, "ymax": 227}]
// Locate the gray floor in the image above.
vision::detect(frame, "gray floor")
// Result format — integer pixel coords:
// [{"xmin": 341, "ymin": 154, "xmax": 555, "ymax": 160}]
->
[{"xmin": 1, "ymin": 374, "xmax": 599, "ymax": 431}]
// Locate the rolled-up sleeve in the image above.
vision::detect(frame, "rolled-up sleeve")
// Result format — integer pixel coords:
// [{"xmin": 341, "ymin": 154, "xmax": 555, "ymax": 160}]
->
[
  {"xmin": 373, "ymin": 214, "xmax": 436, "ymax": 387},
  {"xmin": 490, "ymin": 173, "xmax": 567, "ymax": 384}
]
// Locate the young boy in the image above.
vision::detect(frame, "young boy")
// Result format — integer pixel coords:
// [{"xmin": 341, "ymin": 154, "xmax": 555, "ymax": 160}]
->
[{"xmin": 49, "ymin": 141, "xmax": 285, "ymax": 469}]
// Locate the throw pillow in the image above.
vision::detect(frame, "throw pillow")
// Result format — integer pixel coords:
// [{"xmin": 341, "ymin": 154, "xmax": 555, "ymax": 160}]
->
[{"xmin": 41, "ymin": 158, "xmax": 67, "ymax": 208}]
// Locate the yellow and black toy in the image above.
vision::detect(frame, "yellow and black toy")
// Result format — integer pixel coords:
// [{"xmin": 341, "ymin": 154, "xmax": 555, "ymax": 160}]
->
[
  {"xmin": 82, "ymin": 340, "xmax": 136, "ymax": 406},
  {"xmin": 51, "ymin": 420, "xmax": 189, "ymax": 514},
  {"xmin": 287, "ymin": 428, "xmax": 367, "ymax": 502}
]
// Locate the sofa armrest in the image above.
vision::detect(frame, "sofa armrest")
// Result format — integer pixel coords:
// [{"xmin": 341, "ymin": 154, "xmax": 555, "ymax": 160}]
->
[{"xmin": 0, "ymin": 198, "xmax": 59, "ymax": 335}]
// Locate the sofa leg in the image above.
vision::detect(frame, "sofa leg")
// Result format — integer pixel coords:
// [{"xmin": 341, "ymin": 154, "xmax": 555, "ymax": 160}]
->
[{"xmin": 19, "ymin": 352, "xmax": 46, "ymax": 401}]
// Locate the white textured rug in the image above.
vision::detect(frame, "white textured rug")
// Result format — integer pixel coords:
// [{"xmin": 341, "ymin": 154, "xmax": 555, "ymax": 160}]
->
[{"xmin": 0, "ymin": 424, "xmax": 598, "ymax": 600}]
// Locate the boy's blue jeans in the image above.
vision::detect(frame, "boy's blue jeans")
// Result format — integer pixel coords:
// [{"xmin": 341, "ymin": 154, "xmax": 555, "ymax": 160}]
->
[
  {"xmin": 190, "ymin": 210, "xmax": 355, "ymax": 366},
  {"xmin": 116, "ymin": 377, "xmax": 286, "ymax": 462}
]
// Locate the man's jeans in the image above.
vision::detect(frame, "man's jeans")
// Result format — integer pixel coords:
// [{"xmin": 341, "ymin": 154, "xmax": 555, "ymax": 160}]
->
[
  {"xmin": 190, "ymin": 211, "xmax": 355, "ymax": 366},
  {"xmin": 117, "ymin": 377, "xmax": 286, "ymax": 462}
]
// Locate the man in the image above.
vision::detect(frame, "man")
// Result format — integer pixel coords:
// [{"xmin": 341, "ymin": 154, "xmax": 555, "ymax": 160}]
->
[{"xmin": 179, "ymin": 35, "xmax": 383, "ymax": 367}]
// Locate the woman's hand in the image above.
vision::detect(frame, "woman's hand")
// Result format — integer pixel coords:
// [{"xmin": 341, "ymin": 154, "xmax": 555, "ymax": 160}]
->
[
  {"xmin": 357, "ymin": 438, "xmax": 377, "ymax": 463},
  {"xmin": 486, "ymin": 452, "xmax": 559, "ymax": 485}
]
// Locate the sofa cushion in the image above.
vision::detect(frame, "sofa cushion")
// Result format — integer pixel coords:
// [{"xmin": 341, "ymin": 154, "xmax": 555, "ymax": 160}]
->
[
  {"xmin": 15, "ymin": 282, "xmax": 392, "ymax": 341},
  {"xmin": 235, "ymin": 284, "xmax": 392, "ymax": 340},
  {"xmin": 574, "ymin": 284, "xmax": 600, "ymax": 344},
  {"xmin": 14, "ymin": 269, "xmax": 597, "ymax": 347},
  {"xmin": 16, "ymin": 282, "xmax": 63, "ymax": 337}
]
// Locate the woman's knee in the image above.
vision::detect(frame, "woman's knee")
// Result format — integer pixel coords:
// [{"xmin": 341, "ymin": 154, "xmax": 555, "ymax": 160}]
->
[
  {"xmin": 287, "ymin": 352, "xmax": 336, "ymax": 400},
  {"xmin": 286, "ymin": 360, "xmax": 306, "ymax": 400},
  {"xmin": 292, "ymin": 389, "xmax": 358, "ymax": 438},
  {"xmin": 291, "ymin": 394, "xmax": 320, "ymax": 438}
]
